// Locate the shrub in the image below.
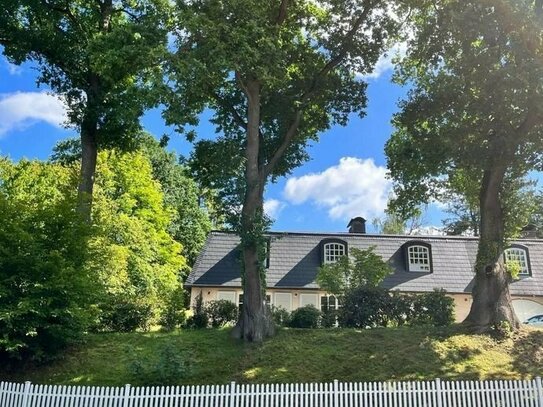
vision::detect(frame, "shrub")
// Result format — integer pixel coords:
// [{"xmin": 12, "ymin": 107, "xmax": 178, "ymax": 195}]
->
[
  {"xmin": 128, "ymin": 343, "xmax": 190, "ymax": 385},
  {"xmin": 270, "ymin": 306, "xmax": 291, "ymax": 327},
  {"xmin": 340, "ymin": 286, "xmax": 390, "ymax": 328},
  {"xmin": 411, "ymin": 289, "xmax": 455, "ymax": 327},
  {"xmin": 320, "ymin": 309, "xmax": 339, "ymax": 328},
  {"xmin": 99, "ymin": 301, "xmax": 154, "ymax": 332},
  {"xmin": 205, "ymin": 300, "xmax": 238, "ymax": 327},
  {"xmin": 289, "ymin": 305, "xmax": 321, "ymax": 328},
  {"xmin": 185, "ymin": 292, "xmax": 208, "ymax": 329},
  {"xmin": 160, "ymin": 288, "xmax": 187, "ymax": 331}
]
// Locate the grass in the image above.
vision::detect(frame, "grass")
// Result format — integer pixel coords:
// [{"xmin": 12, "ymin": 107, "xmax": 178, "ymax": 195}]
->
[{"xmin": 1, "ymin": 326, "xmax": 542, "ymax": 386}]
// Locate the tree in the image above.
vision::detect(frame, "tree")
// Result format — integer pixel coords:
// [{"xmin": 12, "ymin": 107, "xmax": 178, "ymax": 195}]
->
[
  {"xmin": 166, "ymin": 0, "xmax": 400, "ymax": 342},
  {"xmin": 385, "ymin": 0, "xmax": 543, "ymax": 331},
  {"xmin": 139, "ymin": 134, "xmax": 212, "ymax": 268},
  {"xmin": 317, "ymin": 247, "xmax": 393, "ymax": 296},
  {"xmin": 52, "ymin": 134, "xmax": 212, "ymax": 269},
  {"xmin": 89, "ymin": 149, "xmax": 185, "ymax": 331},
  {"xmin": 0, "ymin": 158, "xmax": 95, "ymax": 362},
  {"xmin": 0, "ymin": 0, "xmax": 169, "ymax": 219}
]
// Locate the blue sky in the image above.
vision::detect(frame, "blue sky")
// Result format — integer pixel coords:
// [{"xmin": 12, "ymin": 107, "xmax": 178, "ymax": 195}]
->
[{"xmin": 0, "ymin": 49, "xmax": 447, "ymax": 233}]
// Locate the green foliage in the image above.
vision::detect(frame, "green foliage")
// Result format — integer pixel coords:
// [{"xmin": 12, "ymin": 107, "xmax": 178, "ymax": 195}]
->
[
  {"xmin": 317, "ymin": 246, "xmax": 393, "ymax": 296},
  {"xmin": 340, "ymin": 288, "xmax": 454, "ymax": 329},
  {"xmin": 270, "ymin": 306, "xmax": 291, "ymax": 327},
  {"xmin": 0, "ymin": 159, "xmax": 96, "ymax": 362},
  {"xmin": 98, "ymin": 302, "xmax": 154, "ymax": 333},
  {"xmin": 412, "ymin": 290, "xmax": 455, "ymax": 327},
  {"xmin": 160, "ymin": 288, "xmax": 187, "ymax": 331},
  {"xmin": 139, "ymin": 134, "xmax": 212, "ymax": 268},
  {"xmin": 89, "ymin": 149, "xmax": 185, "ymax": 331},
  {"xmin": 0, "ymin": 0, "xmax": 169, "ymax": 148},
  {"xmin": 128, "ymin": 343, "xmax": 190, "ymax": 385},
  {"xmin": 205, "ymin": 300, "xmax": 238, "ymax": 328},
  {"xmin": 288, "ymin": 305, "xmax": 321, "ymax": 329},
  {"xmin": 340, "ymin": 286, "xmax": 391, "ymax": 328},
  {"xmin": 386, "ymin": 0, "xmax": 543, "ymax": 224},
  {"xmin": 505, "ymin": 260, "xmax": 522, "ymax": 281},
  {"xmin": 185, "ymin": 292, "xmax": 208, "ymax": 329}
]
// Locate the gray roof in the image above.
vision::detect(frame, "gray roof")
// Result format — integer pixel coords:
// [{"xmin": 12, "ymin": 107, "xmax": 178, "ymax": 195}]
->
[{"xmin": 186, "ymin": 231, "xmax": 543, "ymax": 296}]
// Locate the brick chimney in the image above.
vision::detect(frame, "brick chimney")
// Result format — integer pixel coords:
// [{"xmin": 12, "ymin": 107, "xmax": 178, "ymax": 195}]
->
[{"xmin": 347, "ymin": 217, "xmax": 366, "ymax": 234}]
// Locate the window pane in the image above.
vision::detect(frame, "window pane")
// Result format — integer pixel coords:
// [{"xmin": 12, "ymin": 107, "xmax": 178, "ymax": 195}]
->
[
  {"xmin": 217, "ymin": 291, "xmax": 236, "ymax": 303},
  {"xmin": 275, "ymin": 292, "xmax": 292, "ymax": 311},
  {"xmin": 504, "ymin": 248, "xmax": 529, "ymax": 275},
  {"xmin": 324, "ymin": 242, "xmax": 346, "ymax": 264},
  {"xmin": 407, "ymin": 245, "xmax": 430, "ymax": 272}
]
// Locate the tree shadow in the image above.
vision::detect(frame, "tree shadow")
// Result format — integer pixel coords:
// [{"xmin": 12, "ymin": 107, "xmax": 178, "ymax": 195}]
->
[{"xmin": 510, "ymin": 328, "xmax": 543, "ymax": 377}]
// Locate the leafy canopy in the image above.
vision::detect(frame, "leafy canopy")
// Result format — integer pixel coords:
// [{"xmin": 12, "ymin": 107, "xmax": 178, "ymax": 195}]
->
[{"xmin": 317, "ymin": 246, "xmax": 393, "ymax": 296}]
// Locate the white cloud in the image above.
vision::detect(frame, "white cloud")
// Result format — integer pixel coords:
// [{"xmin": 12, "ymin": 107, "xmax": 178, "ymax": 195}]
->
[
  {"xmin": 358, "ymin": 41, "xmax": 408, "ymax": 80},
  {"xmin": 3, "ymin": 58, "xmax": 22, "ymax": 75},
  {"xmin": 263, "ymin": 199, "xmax": 286, "ymax": 220},
  {"xmin": 0, "ymin": 91, "xmax": 68, "ymax": 137},
  {"xmin": 283, "ymin": 157, "xmax": 392, "ymax": 221}
]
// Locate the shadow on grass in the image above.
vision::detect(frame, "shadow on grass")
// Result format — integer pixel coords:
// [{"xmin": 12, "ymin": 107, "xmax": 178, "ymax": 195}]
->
[{"xmin": 510, "ymin": 329, "xmax": 543, "ymax": 377}]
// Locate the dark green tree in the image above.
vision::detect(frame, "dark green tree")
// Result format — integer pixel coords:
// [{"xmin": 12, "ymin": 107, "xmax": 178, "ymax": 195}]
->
[
  {"xmin": 166, "ymin": 0, "xmax": 400, "ymax": 342},
  {"xmin": 385, "ymin": 0, "xmax": 543, "ymax": 331},
  {"xmin": 0, "ymin": 0, "xmax": 169, "ymax": 220},
  {"xmin": 0, "ymin": 158, "xmax": 95, "ymax": 362}
]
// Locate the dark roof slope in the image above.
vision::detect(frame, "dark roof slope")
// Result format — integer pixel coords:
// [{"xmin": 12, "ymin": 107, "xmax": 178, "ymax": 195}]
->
[{"xmin": 186, "ymin": 231, "xmax": 543, "ymax": 296}]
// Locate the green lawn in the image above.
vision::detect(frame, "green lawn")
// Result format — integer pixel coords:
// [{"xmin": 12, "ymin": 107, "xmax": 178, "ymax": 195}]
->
[{"xmin": 2, "ymin": 326, "xmax": 542, "ymax": 386}]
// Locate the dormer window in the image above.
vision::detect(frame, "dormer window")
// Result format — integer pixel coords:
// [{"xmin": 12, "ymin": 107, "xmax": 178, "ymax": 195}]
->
[
  {"xmin": 321, "ymin": 239, "xmax": 347, "ymax": 264},
  {"xmin": 404, "ymin": 241, "xmax": 432, "ymax": 272},
  {"xmin": 504, "ymin": 245, "xmax": 530, "ymax": 276}
]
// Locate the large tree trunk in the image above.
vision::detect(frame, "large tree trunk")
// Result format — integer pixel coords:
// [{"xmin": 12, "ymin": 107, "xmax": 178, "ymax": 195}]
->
[
  {"xmin": 463, "ymin": 164, "xmax": 520, "ymax": 332},
  {"xmin": 231, "ymin": 79, "xmax": 275, "ymax": 342},
  {"xmin": 77, "ymin": 108, "xmax": 98, "ymax": 221}
]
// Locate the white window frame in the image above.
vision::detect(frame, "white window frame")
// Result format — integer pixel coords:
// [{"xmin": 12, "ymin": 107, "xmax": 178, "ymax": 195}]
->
[
  {"xmin": 323, "ymin": 242, "xmax": 347, "ymax": 264},
  {"xmin": 217, "ymin": 291, "xmax": 236, "ymax": 303},
  {"xmin": 320, "ymin": 294, "xmax": 341, "ymax": 312},
  {"xmin": 504, "ymin": 247, "xmax": 530, "ymax": 276},
  {"xmin": 407, "ymin": 245, "xmax": 431, "ymax": 272}
]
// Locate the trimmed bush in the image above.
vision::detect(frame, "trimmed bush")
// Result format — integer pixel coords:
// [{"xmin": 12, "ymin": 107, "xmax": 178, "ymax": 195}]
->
[
  {"xmin": 289, "ymin": 305, "xmax": 321, "ymax": 328},
  {"xmin": 270, "ymin": 306, "xmax": 291, "ymax": 327},
  {"xmin": 340, "ymin": 286, "xmax": 390, "ymax": 328},
  {"xmin": 205, "ymin": 300, "xmax": 238, "ymax": 327},
  {"xmin": 412, "ymin": 289, "xmax": 455, "ymax": 327}
]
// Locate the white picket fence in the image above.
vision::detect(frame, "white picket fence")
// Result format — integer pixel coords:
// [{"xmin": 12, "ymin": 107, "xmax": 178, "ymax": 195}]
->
[{"xmin": 2, "ymin": 378, "xmax": 543, "ymax": 407}]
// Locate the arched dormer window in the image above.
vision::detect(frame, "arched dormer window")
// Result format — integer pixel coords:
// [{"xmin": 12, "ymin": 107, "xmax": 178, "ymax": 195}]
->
[
  {"xmin": 320, "ymin": 238, "xmax": 348, "ymax": 265},
  {"xmin": 504, "ymin": 245, "xmax": 531, "ymax": 277},
  {"xmin": 403, "ymin": 241, "xmax": 432, "ymax": 273}
]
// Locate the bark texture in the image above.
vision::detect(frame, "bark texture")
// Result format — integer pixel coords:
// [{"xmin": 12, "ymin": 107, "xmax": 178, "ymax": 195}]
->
[
  {"xmin": 231, "ymin": 79, "xmax": 275, "ymax": 342},
  {"xmin": 463, "ymin": 158, "xmax": 520, "ymax": 332}
]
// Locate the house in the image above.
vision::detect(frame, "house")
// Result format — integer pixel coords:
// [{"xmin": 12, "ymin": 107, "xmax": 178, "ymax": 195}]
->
[{"xmin": 186, "ymin": 217, "xmax": 543, "ymax": 322}]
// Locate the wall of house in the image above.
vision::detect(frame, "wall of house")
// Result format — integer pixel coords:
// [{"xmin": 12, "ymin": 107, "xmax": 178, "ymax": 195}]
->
[{"xmin": 190, "ymin": 287, "xmax": 543, "ymax": 323}]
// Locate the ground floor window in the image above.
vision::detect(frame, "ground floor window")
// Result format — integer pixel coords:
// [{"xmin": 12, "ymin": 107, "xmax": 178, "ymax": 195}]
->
[
  {"xmin": 300, "ymin": 293, "xmax": 319, "ymax": 308},
  {"xmin": 320, "ymin": 295, "xmax": 341, "ymax": 312},
  {"xmin": 274, "ymin": 292, "xmax": 293, "ymax": 311},
  {"xmin": 217, "ymin": 291, "xmax": 236, "ymax": 303},
  {"xmin": 238, "ymin": 293, "xmax": 271, "ymax": 312}
]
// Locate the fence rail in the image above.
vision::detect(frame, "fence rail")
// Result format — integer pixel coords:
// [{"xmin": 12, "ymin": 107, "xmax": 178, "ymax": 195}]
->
[{"xmin": 2, "ymin": 378, "xmax": 543, "ymax": 407}]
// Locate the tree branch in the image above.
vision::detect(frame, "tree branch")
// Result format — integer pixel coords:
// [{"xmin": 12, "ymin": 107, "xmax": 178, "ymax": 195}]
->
[
  {"xmin": 276, "ymin": 0, "xmax": 289, "ymax": 25},
  {"xmin": 262, "ymin": 110, "xmax": 302, "ymax": 177}
]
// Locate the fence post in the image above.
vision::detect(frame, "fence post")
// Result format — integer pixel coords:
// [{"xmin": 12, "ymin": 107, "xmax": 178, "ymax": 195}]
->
[
  {"xmin": 333, "ymin": 380, "xmax": 339, "ymax": 406},
  {"xmin": 229, "ymin": 381, "xmax": 236, "ymax": 407},
  {"xmin": 435, "ymin": 378, "xmax": 443, "ymax": 407},
  {"xmin": 536, "ymin": 377, "xmax": 543, "ymax": 407},
  {"xmin": 122, "ymin": 384, "xmax": 131, "ymax": 407},
  {"xmin": 21, "ymin": 381, "xmax": 31, "ymax": 407}
]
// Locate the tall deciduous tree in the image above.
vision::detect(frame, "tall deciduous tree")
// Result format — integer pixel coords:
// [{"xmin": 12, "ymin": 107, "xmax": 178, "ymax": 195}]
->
[
  {"xmin": 166, "ymin": 0, "xmax": 399, "ymax": 341},
  {"xmin": 0, "ymin": 0, "xmax": 169, "ymax": 219},
  {"xmin": 385, "ymin": 0, "xmax": 543, "ymax": 331}
]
